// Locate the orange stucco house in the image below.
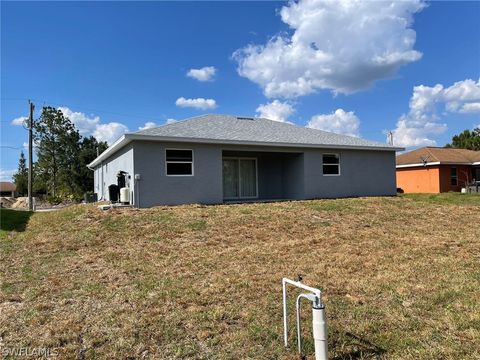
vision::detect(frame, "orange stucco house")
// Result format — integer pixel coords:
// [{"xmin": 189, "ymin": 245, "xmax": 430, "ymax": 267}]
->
[{"xmin": 396, "ymin": 147, "xmax": 480, "ymax": 193}]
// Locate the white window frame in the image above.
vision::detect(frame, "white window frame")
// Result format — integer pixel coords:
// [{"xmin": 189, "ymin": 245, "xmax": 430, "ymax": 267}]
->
[
  {"xmin": 165, "ymin": 148, "xmax": 194, "ymax": 177},
  {"xmin": 222, "ymin": 157, "xmax": 258, "ymax": 199},
  {"xmin": 322, "ymin": 153, "xmax": 341, "ymax": 176}
]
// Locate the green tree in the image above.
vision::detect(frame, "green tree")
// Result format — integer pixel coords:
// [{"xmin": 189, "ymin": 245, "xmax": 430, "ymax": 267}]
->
[
  {"xmin": 34, "ymin": 107, "xmax": 81, "ymax": 198},
  {"xmin": 72, "ymin": 136, "xmax": 108, "ymax": 195},
  {"xmin": 12, "ymin": 151, "xmax": 28, "ymax": 196},
  {"xmin": 445, "ymin": 128, "xmax": 480, "ymax": 150}
]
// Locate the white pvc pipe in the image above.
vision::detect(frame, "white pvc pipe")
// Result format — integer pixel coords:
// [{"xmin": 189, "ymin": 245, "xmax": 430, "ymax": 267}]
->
[
  {"xmin": 296, "ymin": 293, "xmax": 317, "ymax": 353},
  {"xmin": 282, "ymin": 277, "xmax": 327, "ymax": 360},
  {"xmin": 312, "ymin": 306, "xmax": 328, "ymax": 360},
  {"xmin": 283, "ymin": 277, "xmax": 322, "ymax": 347}
]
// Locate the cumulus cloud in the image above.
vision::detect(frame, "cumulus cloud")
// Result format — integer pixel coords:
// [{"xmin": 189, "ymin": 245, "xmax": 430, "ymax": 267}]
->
[
  {"xmin": 175, "ymin": 97, "xmax": 217, "ymax": 110},
  {"xmin": 186, "ymin": 66, "xmax": 217, "ymax": 81},
  {"xmin": 11, "ymin": 116, "xmax": 27, "ymax": 126},
  {"xmin": 139, "ymin": 119, "xmax": 177, "ymax": 130},
  {"xmin": 443, "ymin": 79, "xmax": 480, "ymax": 113},
  {"xmin": 138, "ymin": 122, "xmax": 158, "ymax": 130},
  {"xmin": 58, "ymin": 107, "xmax": 100, "ymax": 137},
  {"xmin": 256, "ymin": 100, "xmax": 295, "ymax": 122},
  {"xmin": 58, "ymin": 107, "xmax": 128, "ymax": 144},
  {"xmin": 234, "ymin": 0, "xmax": 425, "ymax": 98},
  {"xmin": 392, "ymin": 79, "xmax": 480, "ymax": 147},
  {"xmin": 307, "ymin": 109, "xmax": 360, "ymax": 137},
  {"xmin": 10, "ymin": 107, "xmax": 130, "ymax": 145},
  {"xmin": 93, "ymin": 122, "xmax": 129, "ymax": 145},
  {"xmin": 0, "ymin": 168, "xmax": 16, "ymax": 181}
]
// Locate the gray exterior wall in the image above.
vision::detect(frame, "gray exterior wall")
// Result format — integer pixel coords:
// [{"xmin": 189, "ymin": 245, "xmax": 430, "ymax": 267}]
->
[
  {"xmin": 95, "ymin": 141, "xmax": 397, "ymax": 207},
  {"xmin": 132, "ymin": 141, "xmax": 223, "ymax": 207},
  {"xmin": 93, "ymin": 144, "xmax": 134, "ymax": 202},
  {"xmin": 303, "ymin": 149, "xmax": 397, "ymax": 198}
]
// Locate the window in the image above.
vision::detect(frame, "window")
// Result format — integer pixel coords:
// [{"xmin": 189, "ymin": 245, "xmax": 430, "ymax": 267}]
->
[
  {"xmin": 166, "ymin": 149, "xmax": 193, "ymax": 176},
  {"xmin": 323, "ymin": 154, "xmax": 340, "ymax": 176},
  {"xmin": 450, "ymin": 167, "xmax": 457, "ymax": 186}
]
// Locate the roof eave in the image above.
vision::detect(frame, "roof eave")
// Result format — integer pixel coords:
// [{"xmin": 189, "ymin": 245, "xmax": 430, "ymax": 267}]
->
[
  {"xmin": 129, "ymin": 134, "xmax": 403, "ymax": 151},
  {"xmin": 396, "ymin": 162, "xmax": 441, "ymax": 168},
  {"xmin": 87, "ymin": 134, "xmax": 130, "ymax": 169},
  {"xmin": 396, "ymin": 161, "xmax": 477, "ymax": 168},
  {"xmin": 87, "ymin": 133, "xmax": 403, "ymax": 169}
]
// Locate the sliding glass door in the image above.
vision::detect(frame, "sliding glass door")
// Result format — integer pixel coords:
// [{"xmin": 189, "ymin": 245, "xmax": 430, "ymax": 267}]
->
[
  {"xmin": 223, "ymin": 159, "xmax": 240, "ymax": 198},
  {"xmin": 223, "ymin": 158, "xmax": 257, "ymax": 199}
]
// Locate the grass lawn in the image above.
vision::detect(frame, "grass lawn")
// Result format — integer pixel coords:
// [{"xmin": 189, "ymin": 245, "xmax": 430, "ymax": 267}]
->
[{"xmin": 0, "ymin": 194, "xmax": 479, "ymax": 359}]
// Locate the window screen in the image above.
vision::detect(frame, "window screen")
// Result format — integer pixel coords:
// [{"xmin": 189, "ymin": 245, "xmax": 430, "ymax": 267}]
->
[
  {"xmin": 166, "ymin": 149, "xmax": 193, "ymax": 176},
  {"xmin": 450, "ymin": 167, "xmax": 457, "ymax": 186},
  {"xmin": 322, "ymin": 154, "xmax": 340, "ymax": 175}
]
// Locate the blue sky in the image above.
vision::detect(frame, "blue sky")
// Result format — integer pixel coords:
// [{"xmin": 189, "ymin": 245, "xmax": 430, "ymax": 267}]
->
[{"xmin": 1, "ymin": 1, "xmax": 479, "ymax": 180}]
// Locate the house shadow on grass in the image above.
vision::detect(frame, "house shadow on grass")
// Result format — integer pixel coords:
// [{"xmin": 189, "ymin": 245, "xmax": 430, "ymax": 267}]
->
[
  {"xmin": 0, "ymin": 209, "xmax": 33, "ymax": 233},
  {"xmin": 331, "ymin": 332, "xmax": 386, "ymax": 360}
]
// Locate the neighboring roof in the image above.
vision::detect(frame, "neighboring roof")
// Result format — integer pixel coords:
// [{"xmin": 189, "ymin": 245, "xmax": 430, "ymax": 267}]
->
[
  {"xmin": 0, "ymin": 182, "xmax": 16, "ymax": 192},
  {"xmin": 88, "ymin": 114, "xmax": 402, "ymax": 168},
  {"xmin": 396, "ymin": 147, "xmax": 480, "ymax": 168}
]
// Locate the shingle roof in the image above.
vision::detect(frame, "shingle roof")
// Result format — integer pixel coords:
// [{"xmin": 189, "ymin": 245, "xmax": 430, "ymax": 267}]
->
[
  {"xmin": 135, "ymin": 114, "xmax": 398, "ymax": 149},
  {"xmin": 0, "ymin": 182, "xmax": 16, "ymax": 192},
  {"xmin": 396, "ymin": 147, "xmax": 480, "ymax": 166},
  {"xmin": 88, "ymin": 114, "xmax": 401, "ymax": 168}
]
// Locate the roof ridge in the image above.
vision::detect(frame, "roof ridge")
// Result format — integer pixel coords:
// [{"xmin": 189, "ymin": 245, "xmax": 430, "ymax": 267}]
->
[{"xmin": 133, "ymin": 114, "xmax": 216, "ymax": 134}]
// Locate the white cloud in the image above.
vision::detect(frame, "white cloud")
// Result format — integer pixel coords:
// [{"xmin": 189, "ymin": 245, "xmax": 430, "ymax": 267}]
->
[
  {"xmin": 58, "ymin": 107, "xmax": 128, "ymax": 144},
  {"xmin": 10, "ymin": 107, "xmax": 130, "ymax": 146},
  {"xmin": 443, "ymin": 79, "xmax": 480, "ymax": 113},
  {"xmin": 392, "ymin": 117, "xmax": 445, "ymax": 147},
  {"xmin": 392, "ymin": 79, "xmax": 480, "ymax": 147},
  {"xmin": 307, "ymin": 109, "xmax": 360, "ymax": 137},
  {"xmin": 138, "ymin": 122, "xmax": 158, "ymax": 130},
  {"xmin": 460, "ymin": 103, "xmax": 480, "ymax": 113},
  {"xmin": 234, "ymin": 0, "xmax": 425, "ymax": 98},
  {"xmin": 256, "ymin": 100, "xmax": 295, "ymax": 122},
  {"xmin": 0, "ymin": 168, "xmax": 16, "ymax": 181},
  {"xmin": 175, "ymin": 97, "xmax": 217, "ymax": 110},
  {"xmin": 186, "ymin": 66, "xmax": 217, "ymax": 81},
  {"xmin": 93, "ymin": 122, "xmax": 129, "ymax": 145},
  {"xmin": 11, "ymin": 116, "xmax": 27, "ymax": 126},
  {"xmin": 58, "ymin": 107, "xmax": 100, "ymax": 137},
  {"xmin": 138, "ymin": 119, "xmax": 176, "ymax": 130}
]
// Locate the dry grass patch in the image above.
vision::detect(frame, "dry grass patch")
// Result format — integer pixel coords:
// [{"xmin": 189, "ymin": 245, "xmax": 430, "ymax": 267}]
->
[{"xmin": 1, "ymin": 195, "xmax": 479, "ymax": 359}]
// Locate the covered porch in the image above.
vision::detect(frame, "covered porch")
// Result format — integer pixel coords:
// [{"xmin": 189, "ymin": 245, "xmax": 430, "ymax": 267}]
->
[
  {"xmin": 466, "ymin": 165, "xmax": 480, "ymax": 192},
  {"xmin": 222, "ymin": 150, "xmax": 304, "ymax": 202}
]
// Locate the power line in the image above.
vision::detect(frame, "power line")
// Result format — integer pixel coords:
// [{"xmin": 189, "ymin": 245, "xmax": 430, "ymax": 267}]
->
[
  {"xmin": 1, "ymin": 97, "xmax": 165, "ymax": 122},
  {"xmin": 0, "ymin": 146, "xmax": 24, "ymax": 150}
]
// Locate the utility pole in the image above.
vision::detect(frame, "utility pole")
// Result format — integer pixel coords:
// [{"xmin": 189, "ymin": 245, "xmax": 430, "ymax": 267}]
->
[
  {"xmin": 28, "ymin": 100, "xmax": 34, "ymax": 211},
  {"xmin": 388, "ymin": 131, "xmax": 394, "ymax": 146}
]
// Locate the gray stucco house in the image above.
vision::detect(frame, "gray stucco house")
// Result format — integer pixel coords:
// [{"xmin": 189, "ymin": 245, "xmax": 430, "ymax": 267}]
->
[{"xmin": 88, "ymin": 114, "xmax": 403, "ymax": 208}]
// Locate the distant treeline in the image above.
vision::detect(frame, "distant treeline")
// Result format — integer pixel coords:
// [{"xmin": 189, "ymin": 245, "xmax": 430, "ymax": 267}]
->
[{"xmin": 13, "ymin": 107, "xmax": 108, "ymax": 203}]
